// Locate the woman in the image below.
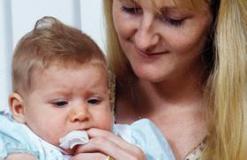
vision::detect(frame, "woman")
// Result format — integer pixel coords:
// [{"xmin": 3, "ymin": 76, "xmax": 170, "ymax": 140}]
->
[{"xmin": 72, "ymin": 0, "xmax": 247, "ymax": 159}]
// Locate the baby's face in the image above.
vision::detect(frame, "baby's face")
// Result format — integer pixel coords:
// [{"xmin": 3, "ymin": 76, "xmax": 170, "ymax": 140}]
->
[{"xmin": 21, "ymin": 63, "xmax": 113, "ymax": 147}]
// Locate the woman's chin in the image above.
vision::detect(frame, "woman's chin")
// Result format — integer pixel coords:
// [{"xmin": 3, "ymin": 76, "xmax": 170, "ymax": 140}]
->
[{"xmin": 134, "ymin": 71, "xmax": 165, "ymax": 83}]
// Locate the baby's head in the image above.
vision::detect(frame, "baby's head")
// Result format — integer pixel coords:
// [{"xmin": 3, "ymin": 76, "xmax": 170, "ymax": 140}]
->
[{"xmin": 9, "ymin": 17, "xmax": 114, "ymax": 151}]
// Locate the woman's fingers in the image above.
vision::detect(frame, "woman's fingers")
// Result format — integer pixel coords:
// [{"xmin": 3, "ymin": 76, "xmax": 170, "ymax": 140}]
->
[
  {"xmin": 75, "ymin": 137, "xmax": 135, "ymax": 160},
  {"xmin": 87, "ymin": 128, "xmax": 141, "ymax": 154},
  {"xmin": 74, "ymin": 128, "xmax": 146, "ymax": 160},
  {"xmin": 70, "ymin": 152, "xmax": 106, "ymax": 160}
]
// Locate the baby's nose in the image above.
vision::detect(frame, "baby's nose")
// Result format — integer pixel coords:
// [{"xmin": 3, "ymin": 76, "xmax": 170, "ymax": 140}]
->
[{"xmin": 68, "ymin": 107, "xmax": 89, "ymax": 122}]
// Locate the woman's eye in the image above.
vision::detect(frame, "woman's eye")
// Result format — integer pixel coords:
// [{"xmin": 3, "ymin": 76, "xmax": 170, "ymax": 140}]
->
[
  {"xmin": 52, "ymin": 101, "xmax": 68, "ymax": 107},
  {"xmin": 160, "ymin": 16, "xmax": 185, "ymax": 26},
  {"xmin": 121, "ymin": 5, "xmax": 142, "ymax": 15},
  {"xmin": 87, "ymin": 98, "xmax": 101, "ymax": 105},
  {"xmin": 166, "ymin": 18, "xmax": 184, "ymax": 26}
]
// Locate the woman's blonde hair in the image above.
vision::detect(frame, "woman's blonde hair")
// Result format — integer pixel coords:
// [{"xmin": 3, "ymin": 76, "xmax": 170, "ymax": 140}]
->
[
  {"xmin": 103, "ymin": 0, "xmax": 247, "ymax": 159},
  {"xmin": 205, "ymin": 0, "xmax": 247, "ymax": 159}
]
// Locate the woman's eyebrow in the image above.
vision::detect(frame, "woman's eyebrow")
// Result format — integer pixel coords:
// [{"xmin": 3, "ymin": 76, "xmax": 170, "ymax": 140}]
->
[
  {"xmin": 119, "ymin": 0, "xmax": 136, "ymax": 4},
  {"xmin": 158, "ymin": 5, "xmax": 192, "ymax": 15}
]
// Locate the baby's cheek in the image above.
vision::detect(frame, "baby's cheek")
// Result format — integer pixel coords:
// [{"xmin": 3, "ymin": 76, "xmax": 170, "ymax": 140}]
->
[
  {"xmin": 45, "ymin": 131, "xmax": 62, "ymax": 145},
  {"xmin": 97, "ymin": 116, "xmax": 114, "ymax": 131},
  {"xmin": 42, "ymin": 124, "xmax": 67, "ymax": 146}
]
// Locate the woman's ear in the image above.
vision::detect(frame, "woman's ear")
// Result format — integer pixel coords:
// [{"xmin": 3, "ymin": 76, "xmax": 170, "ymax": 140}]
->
[{"xmin": 9, "ymin": 93, "xmax": 26, "ymax": 123}]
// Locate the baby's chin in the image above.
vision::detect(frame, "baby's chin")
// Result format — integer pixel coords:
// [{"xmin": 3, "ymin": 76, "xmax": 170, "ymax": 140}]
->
[{"xmin": 51, "ymin": 142, "xmax": 76, "ymax": 155}]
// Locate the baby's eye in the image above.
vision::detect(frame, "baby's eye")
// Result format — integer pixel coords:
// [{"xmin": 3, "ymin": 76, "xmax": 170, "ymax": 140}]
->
[
  {"xmin": 52, "ymin": 100, "xmax": 68, "ymax": 107},
  {"xmin": 87, "ymin": 97, "xmax": 102, "ymax": 105}
]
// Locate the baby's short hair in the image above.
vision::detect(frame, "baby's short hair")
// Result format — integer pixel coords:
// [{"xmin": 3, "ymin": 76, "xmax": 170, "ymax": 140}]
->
[{"xmin": 12, "ymin": 16, "xmax": 106, "ymax": 94}]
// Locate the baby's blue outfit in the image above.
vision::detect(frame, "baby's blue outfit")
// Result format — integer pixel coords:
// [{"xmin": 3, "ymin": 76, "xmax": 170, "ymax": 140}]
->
[
  {"xmin": 113, "ymin": 119, "xmax": 175, "ymax": 160},
  {"xmin": 0, "ymin": 110, "xmax": 69, "ymax": 160},
  {"xmin": 0, "ymin": 109, "xmax": 175, "ymax": 160}
]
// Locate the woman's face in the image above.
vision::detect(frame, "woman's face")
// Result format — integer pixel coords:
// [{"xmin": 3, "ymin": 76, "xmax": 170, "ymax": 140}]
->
[{"xmin": 112, "ymin": 0, "xmax": 213, "ymax": 82}]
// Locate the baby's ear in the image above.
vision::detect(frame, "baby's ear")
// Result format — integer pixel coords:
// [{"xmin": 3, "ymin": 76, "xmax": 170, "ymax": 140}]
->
[{"xmin": 9, "ymin": 93, "xmax": 26, "ymax": 123}]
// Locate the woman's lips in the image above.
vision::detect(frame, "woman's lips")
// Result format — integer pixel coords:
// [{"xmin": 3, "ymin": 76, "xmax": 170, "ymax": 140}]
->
[{"xmin": 136, "ymin": 48, "xmax": 168, "ymax": 58}]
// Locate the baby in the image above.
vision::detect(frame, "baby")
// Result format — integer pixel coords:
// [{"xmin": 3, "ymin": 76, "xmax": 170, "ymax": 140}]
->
[{"xmin": 0, "ymin": 17, "xmax": 175, "ymax": 160}]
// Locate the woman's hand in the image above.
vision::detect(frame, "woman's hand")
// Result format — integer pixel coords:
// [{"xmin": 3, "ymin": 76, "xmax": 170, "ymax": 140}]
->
[{"xmin": 70, "ymin": 128, "xmax": 146, "ymax": 160}]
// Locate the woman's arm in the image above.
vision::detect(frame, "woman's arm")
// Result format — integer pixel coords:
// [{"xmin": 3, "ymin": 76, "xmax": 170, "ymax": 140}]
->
[
  {"xmin": 6, "ymin": 153, "xmax": 36, "ymax": 160},
  {"xmin": 71, "ymin": 128, "xmax": 146, "ymax": 160}
]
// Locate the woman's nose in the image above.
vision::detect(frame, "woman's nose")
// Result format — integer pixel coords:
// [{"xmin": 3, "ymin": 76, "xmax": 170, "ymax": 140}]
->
[
  {"xmin": 134, "ymin": 14, "xmax": 159, "ymax": 51},
  {"xmin": 68, "ymin": 106, "xmax": 90, "ymax": 122}
]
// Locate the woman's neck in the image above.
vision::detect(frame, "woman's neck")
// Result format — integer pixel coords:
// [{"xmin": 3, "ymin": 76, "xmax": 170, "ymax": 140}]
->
[
  {"xmin": 115, "ymin": 71, "xmax": 208, "ymax": 160},
  {"xmin": 116, "ymin": 69, "xmax": 205, "ymax": 122}
]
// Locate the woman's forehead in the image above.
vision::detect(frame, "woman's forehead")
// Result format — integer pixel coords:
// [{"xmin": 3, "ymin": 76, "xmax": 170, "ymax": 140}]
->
[{"xmin": 133, "ymin": 0, "xmax": 209, "ymax": 10}]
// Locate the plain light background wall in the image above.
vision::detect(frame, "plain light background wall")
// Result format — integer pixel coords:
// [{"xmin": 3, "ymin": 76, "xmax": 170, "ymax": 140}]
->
[
  {"xmin": 0, "ymin": 0, "xmax": 104, "ymax": 109},
  {"xmin": 81, "ymin": 0, "xmax": 105, "ymax": 52},
  {"xmin": 0, "ymin": 0, "xmax": 12, "ymax": 109}
]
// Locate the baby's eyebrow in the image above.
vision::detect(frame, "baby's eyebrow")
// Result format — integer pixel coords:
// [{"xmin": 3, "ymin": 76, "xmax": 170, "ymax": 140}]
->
[{"xmin": 43, "ymin": 90, "xmax": 70, "ymax": 97}]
